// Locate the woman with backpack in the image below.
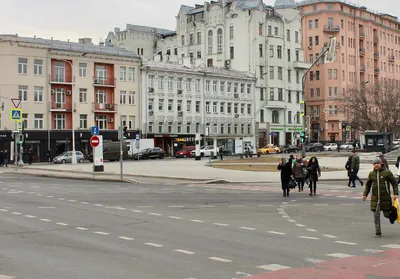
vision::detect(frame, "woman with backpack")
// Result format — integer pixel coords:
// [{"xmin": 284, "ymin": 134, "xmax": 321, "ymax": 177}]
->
[
  {"xmin": 292, "ymin": 154, "xmax": 306, "ymax": 192},
  {"xmin": 307, "ymin": 157, "xmax": 321, "ymax": 196}
]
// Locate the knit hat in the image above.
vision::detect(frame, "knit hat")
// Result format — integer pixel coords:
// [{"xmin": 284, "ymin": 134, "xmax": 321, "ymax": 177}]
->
[{"xmin": 373, "ymin": 158, "xmax": 382, "ymax": 165}]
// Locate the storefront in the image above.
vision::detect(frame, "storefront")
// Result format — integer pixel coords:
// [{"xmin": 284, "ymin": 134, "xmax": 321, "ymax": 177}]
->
[{"xmin": 146, "ymin": 134, "xmax": 198, "ymax": 156}]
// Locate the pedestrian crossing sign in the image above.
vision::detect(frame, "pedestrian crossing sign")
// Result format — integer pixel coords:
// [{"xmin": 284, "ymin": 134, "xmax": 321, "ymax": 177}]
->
[{"xmin": 10, "ymin": 108, "xmax": 22, "ymax": 122}]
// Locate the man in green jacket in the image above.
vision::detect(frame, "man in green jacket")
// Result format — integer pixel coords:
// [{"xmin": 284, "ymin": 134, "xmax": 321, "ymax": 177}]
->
[{"xmin": 363, "ymin": 158, "xmax": 398, "ymax": 237}]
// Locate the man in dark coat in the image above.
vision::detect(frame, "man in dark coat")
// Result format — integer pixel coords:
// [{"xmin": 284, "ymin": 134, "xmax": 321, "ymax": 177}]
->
[
  {"xmin": 363, "ymin": 158, "xmax": 398, "ymax": 237},
  {"xmin": 278, "ymin": 157, "xmax": 292, "ymax": 197},
  {"xmin": 378, "ymin": 154, "xmax": 389, "ymax": 170}
]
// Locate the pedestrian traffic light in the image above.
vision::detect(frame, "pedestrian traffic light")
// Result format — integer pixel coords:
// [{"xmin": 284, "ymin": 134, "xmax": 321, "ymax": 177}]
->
[
  {"xmin": 123, "ymin": 126, "xmax": 128, "ymax": 139},
  {"xmin": 300, "ymin": 131, "xmax": 305, "ymax": 143}
]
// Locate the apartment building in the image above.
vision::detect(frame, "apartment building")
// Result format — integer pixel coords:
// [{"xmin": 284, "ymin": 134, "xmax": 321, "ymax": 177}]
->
[
  {"xmin": 153, "ymin": 0, "xmax": 309, "ymax": 147},
  {"xmin": 299, "ymin": 0, "xmax": 400, "ymax": 142},
  {"xmin": 0, "ymin": 35, "xmax": 140, "ymax": 162},
  {"xmin": 141, "ymin": 58, "xmax": 256, "ymax": 155}
]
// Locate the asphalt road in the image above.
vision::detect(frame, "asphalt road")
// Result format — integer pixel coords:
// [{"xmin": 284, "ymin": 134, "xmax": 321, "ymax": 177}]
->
[{"xmin": 0, "ymin": 172, "xmax": 399, "ymax": 279}]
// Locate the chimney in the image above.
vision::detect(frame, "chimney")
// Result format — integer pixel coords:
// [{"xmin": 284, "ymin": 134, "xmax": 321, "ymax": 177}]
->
[{"xmin": 78, "ymin": 38, "xmax": 93, "ymax": 45}]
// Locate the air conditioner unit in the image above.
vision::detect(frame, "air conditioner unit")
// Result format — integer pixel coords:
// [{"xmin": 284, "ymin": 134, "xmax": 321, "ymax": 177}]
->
[
  {"xmin": 51, "ymin": 89, "xmax": 55, "ymax": 94},
  {"xmin": 56, "ymin": 103, "xmax": 62, "ymax": 109},
  {"xmin": 178, "ymin": 111, "xmax": 183, "ymax": 117},
  {"xmin": 177, "ymin": 89, "xmax": 183, "ymax": 94},
  {"xmin": 235, "ymin": 114, "xmax": 239, "ymax": 118},
  {"xmin": 94, "ymin": 78, "xmax": 100, "ymax": 84},
  {"xmin": 234, "ymin": 94, "xmax": 239, "ymax": 98},
  {"xmin": 66, "ymin": 90, "xmax": 72, "ymax": 95},
  {"xmin": 308, "ymin": 45, "xmax": 312, "ymax": 49},
  {"xmin": 106, "ymin": 104, "xmax": 113, "ymax": 109},
  {"xmin": 108, "ymin": 118, "xmax": 114, "ymax": 123},
  {"xmin": 149, "ymin": 87, "xmax": 154, "ymax": 93},
  {"xmin": 149, "ymin": 110, "xmax": 154, "ymax": 116}
]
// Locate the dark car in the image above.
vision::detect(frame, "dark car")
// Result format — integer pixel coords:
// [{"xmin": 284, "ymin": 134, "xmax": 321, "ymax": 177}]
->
[
  {"xmin": 282, "ymin": 145, "xmax": 300, "ymax": 153},
  {"xmin": 132, "ymin": 148, "xmax": 151, "ymax": 160},
  {"xmin": 134, "ymin": 147, "xmax": 166, "ymax": 160},
  {"xmin": 306, "ymin": 142, "xmax": 324, "ymax": 152},
  {"xmin": 175, "ymin": 146, "xmax": 195, "ymax": 158}
]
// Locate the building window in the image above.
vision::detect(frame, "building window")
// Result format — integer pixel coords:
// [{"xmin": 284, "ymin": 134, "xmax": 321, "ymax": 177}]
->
[
  {"xmin": 158, "ymin": 76, "xmax": 164, "ymax": 89},
  {"xmin": 288, "ymin": 90, "xmax": 292, "ymax": 102},
  {"xmin": 195, "ymin": 79, "xmax": 200, "ymax": 91},
  {"xmin": 177, "ymin": 100, "xmax": 182, "ymax": 111},
  {"xmin": 18, "ymin": 58, "xmax": 28, "ymax": 74},
  {"xmin": 259, "ymin": 44, "xmax": 263, "ymax": 57},
  {"xmin": 268, "ymin": 26, "xmax": 272, "ymax": 36},
  {"xmin": 230, "ymin": 46, "xmax": 234, "ymax": 59},
  {"xmin": 217, "ymin": 28, "xmax": 223, "ymax": 53},
  {"xmin": 181, "ymin": 35, "xmax": 185, "ymax": 46},
  {"xmin": 18, "ymin": 85, "xmax": 28, "ymax": 101},
  {"xmin": 168, "ymin": 99, "xmax": 173, "ymax": 111},
  {"xmin": 34, "ymin": 59, "xmax": 43, "ymax": 75},
  {"xmin": 272, "ymin": 110, "xmax": 279, "ymax": 123},
  {"xmin": 288, "ymin": 111, "xmax": 292, "ymax": 124},
  {"xmin": 296, "ymin": 70, "xmax": 300, "ymax": 83},
  {"xmin": 286, "ymin": 29, "xmax": 290, "ymax": 41},
  {"xmin": 278, "ymin": 88, "xmax": 283, "ymax": 101},
  {"xmin": 22, "ymin": 114, "xmax": 28, "ymax": 129},
  {"xmin": 260, "ymin": 109, "xmax": 264, "ymax": 123},
  {"xmin": 158, "ymin": 122, "xmax": 163, "ymax": 133},
  {"xmin": 120, "ymin": 91, "xmax": 126, "ymax": 104},
  {"xmin": 296, "ymin": 91, "xmax": 300, "ymax": 103},
  {"xmin": 278, "ymin": 67, "xmax": 283, "ymax": 80},
  {"xmin": 309, "ymin": 20, "xmax": 313, "ymax": 29},
  {"xmin": 269, "ymin": 88, "xmax": 274, "ymax": 100},
  {"xmin": 269, "ymin": 66, "xmax": 274, "ymax": 79},
  {"xmin": 206, "ymin": 80, "xmax": 210, "ymax": 92},
  {"xmin": 54, "ymin": 88, "xmax": 65, "ymax": 104},
  {"xmin": 220, "ymin": 102, "xmax": 225, "ymax": 113},
  {"xmin": 234, "ymin": 83, "xmax": 238, "ymax": 93},
  {"xmin": 196, "ymin": 101, "xmax": 200, "ymax": 112},
  {"xmin": 129, "ymin": 116, "xmax": 135, "ymax": 130},
  {"xmin": 197, "ymin": 51, "xmax": 201, "ymax": 58},
  {"xmin": 274, "ymin": 27, "xmax": 278, "ymax": 36},
  {"xmin": 269, "ymin": 45, "xmax": 274, "ymax": 57},
  {"xmin": 247, "ymin": 84, "xmax": 251, "ymax": 94},
  {"xmin": 220, "ymin": 81, "xmax": 225, "ymax": 93},
  {"xmin": 208, "ymin": 30, "xmax": 213, "ymax": 54},
  {"xmin": 277, "ymin": 46, "xmax": 282, "ymax": 58},
  {"xmin": 34, "ymin": 86, "xmax": 43, "ymax": 102},
  {"xmin": 120, "ymin": 115, "xmax": 127, "ymax": 127},
  {"xmin": 315, "ymin": 19, "xmax": 319, "ymax": 28},
  {"xmin": 177, "ymin": 78, "xmax": 182, "ymax": 90},
  {"xmin": 96, "ymin": 90, "xmax": 106, "ymax": 104},
  {"xmin": 295, "ymin": 31, "xmax": 299, "ymax": 43},
  {"xmin": 288, "ymin": 70, "xmax": 291, "ymax": 82},
  {"xmin": 96, "ymin": 115, "xmax": 107, "ymax": 130},
  {"xmin": 187, "ymin": 100, "xmax": 192, "ymax": 112},
  {"xmin": 34, "ymin": 114, "xmax": 43, "ymax": 129},
  {"xmin": 259, "ymin": 23, "xmax": 263, "ymax": 35},
  {"xmin": 168, "ymin": 77, "xmax": 173, "ymax": 90},
  {"xmin": 197, "ymin": 32, "xmax": 201, "ymax": 44},
  {"xmin": 287, "ymin": 49, "xmax": 291, "ymax": 61},
  {"xmin": 213, "ymin": 81, "xmax": 218, "ymax": 92},
  {"xmin": 128, "ymin": 91, "xmax": 135, "ymax": 105},
  {"xmin": 229, "ymin": 26, "xmax": 234, "ymax": 39},
  {"xmin": 148, "ymin": 98, "xmax": 154, "ymax": 110},
  {"xmin": 227, "ymin": 82, "xmax": 232, "ymax": 93},
  {"xmin": 54, "ymin": 62, "xmax": 66, "ymax": 82},
  {"xmin": 189, "ymin": 33, "xmax": 194, "ymax": 45},
  {"xmin": 315, "ymin": 35, "xmax": 319, "ymax": 45},
  {"xmin": 54, "ymin": 114, "xmax": 66, "ymax": 130},
  {"xmin": 158, "ymin": 99, "xmax": 164, "ymax": 111},
  {"xmin": 79, "ymin": 88, "xmax": 87, "ymax": 103},
  {"xmin": 79, "ymin": 63, "xmax": 87, "ymax": 77},
  {"xmin": 80, "ymin": 114, "xmax": 87, "ymax": 129},
  {"xmin": 128, "ymin": 67, "xmax": 135, "ymax": 82},
  {"xmin": 247, "ymin": 104, "xmax": 251, "ymax": 114}
]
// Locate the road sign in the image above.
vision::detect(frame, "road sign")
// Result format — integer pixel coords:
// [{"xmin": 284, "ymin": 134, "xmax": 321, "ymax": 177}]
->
[
  {"xmin": 91, "ymin": 126, "xmax": 99, "ymax": 135},
  {"xmin": 90, "ymin": 135, "xmax": 100, "ymax": 147},
  {"xmin": 136, "ymin": 134, "xmax": 140, "ymax": 142},
  {"xmin": 10, "ymin": 108, "xmax": 22, "ymax": 122},
  {"xmin": 11, "ymin": 98, "xmax": 21, "ymax": 108},
  {"xmin": 346, "ymin": 125, "xmax": 351, "ymax": 132}
]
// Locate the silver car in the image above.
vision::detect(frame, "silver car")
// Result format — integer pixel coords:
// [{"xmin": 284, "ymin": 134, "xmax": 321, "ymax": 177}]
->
[{"xmin": 53, "ymin": 151, "xmax": 84, "ymax": 164}]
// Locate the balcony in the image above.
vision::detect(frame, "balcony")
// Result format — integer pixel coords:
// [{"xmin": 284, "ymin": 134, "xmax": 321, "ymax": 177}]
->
[
  {"xmin": 360, "ymin": 65, "xmax": 366, "ymax": 72},
  {"xmin": 374, "ymin": 52, "xmax": 379, "ymax": 59},
  {"xmin": 359, "ymin": 48, "xmax": 365, "ymax": 56},
  {"xmin": 265, "ymin": 100, "xmax": 286, "ymax": 109},
  {"xmin": 359, "ymin": 32, "xmax": 365, "ymax": 39},
  {"xmin": 92, "ymin": 102, "xmax": 118, "ymax": 113},
  {"xmin": 50, "ymin": 75, "xmax": 74, "ymax": 85},
  {"xmin": 49, "ymin": 102, "xmax": 72, "ymax": 112},
  {"xmin": 293, "ymin": 60, "xmax": 311, "ymax": 69},
  {"xmin": 389, "ymin": 55, "xmax": 395, "ymax": 62},
  {"xmin": 323, "ymin": 24, "xmax": 340, "ymax": 33},
  {"xmin": 374, "ymin": 68, "xmax": 380, "ymax": 75},
  {"xmin": 93, "ymin": 77, "xmax": 116, "ymax": 87},
  {"xmin": 374, "ymin": 35, "xmax": 379, "ymax": 42}
]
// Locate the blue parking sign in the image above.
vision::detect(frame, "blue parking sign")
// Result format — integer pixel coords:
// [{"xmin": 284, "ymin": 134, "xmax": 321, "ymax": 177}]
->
[
  {"xmin": 136, "ymin": 134, "xmax": 140, "ymax": 141},
  {"xmin": 91, "ymin": 126, "xmax": 99, "ymax": 135}
]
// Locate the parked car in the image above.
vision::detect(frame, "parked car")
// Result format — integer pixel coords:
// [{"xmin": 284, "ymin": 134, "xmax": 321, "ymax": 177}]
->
[
  {"xmin": 306, "ymin": 143, "xmax": 324, "ymax": 152},
  {"xmin": 324, "ymin": 143, "xmax": 338, "ymax": 151},
  {"xmin": 175, "ymin": 146, "xmax": 195, "ymax": 158},
  {"xmin": 282, "ymin": 145, "xmax": 300, "ymax": 153},
  {"xmin": 258, "ymin": 144, "xmax": 281, "ymax": 154},
  {"xmin": 88, "ymin": 141, "xmax": 129, "ymax": 162},
  {"xmin": 340, "ymin": 142, "xmax": 354, "ymax": 150},
  {"xmin": 190, "ymin": 145, "xmax": 217, "ymax": 157},
  {"xmin": 53, "ymin": 151, "xmax": 84, "ymax": 164},
  {"xmin": 132, "ymin": 148, "xmax": 151, "ymax": 160},
  {"xmin": 144, "ymin": 147, "xmax": 166, "ymax": 159}
]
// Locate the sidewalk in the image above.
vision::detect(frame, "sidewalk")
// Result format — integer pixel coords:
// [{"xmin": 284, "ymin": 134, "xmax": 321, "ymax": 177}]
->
[{"xmin": 5, "ymin": 156, "xmax": 382, "ymax": 183}]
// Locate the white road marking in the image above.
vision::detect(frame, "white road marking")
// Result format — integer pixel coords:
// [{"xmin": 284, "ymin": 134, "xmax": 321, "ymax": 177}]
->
[
  {"xmin": 169, "ymin": 205, "xmax": 184, "ymax": 208},
  {"xmin": 40, "ymin": 218, "xmax": 51, "ymax": 222},
  {"xmin": 116, "ymin": 207, "xmax": 126, "ymax": 210},
  {"xmin": 94, "ymin": 204, "xmax": 103, "ymax": 207},
  {"xmin": 198, "ymin": 205, "xmax": 215, "ymax": 208},
  {"xmin": 305, "ymin": 258, "xmax": 325, "ymax": 264},
  {"xmin": 190, "ymin": 219, "xmax": 204, "ymax": 223},
  {"xmin": 208, "ymin": 257, "xmax": 232, "ymax": 263},
  {"xmin": 81, "ymin": 202, "xmax": 89, "ymax": 204},
  {"xmin": 168, "ymin": 216, "xmax": 182, "ymax": 219},
  {"xmin": 363, "ymin": 249, "xmax": 384, "ymax": 253},
  {"xmin": 76, "ymin": 227, "xmax": 88, "ymax": 231},
  {"xmin": 267, "ymin": 231, "xmax": 286, "ymax": 235},
  {"xmin": 174, "ymin": 249, "xmax": 196, "ymax": 255},
  {"xmin": 137, "ymin": 206, "xmax": 154, "ymax": 208},
  {"xmin": 257, "ymin": 204, "xmax": 273, "ymax": 207},
  {"xmin": 323, "ymin": 234, "xmax": 338, "ymax": 239},
  {"xmin": 282, "ymin": 216, "xmax": 290, "ymax": 218},
  {"xmin": 139, "ymin": 188, "xmax": 150, "ymax": 190},
  {"xmin": 299, "ymin": 236, "xmax": 320, "ymax": 240},
  {"xmin": 56, "ymin": 222, "xmax": 68, "ymax": 226},
  {"xmin": 257, "ymin": 264, "xmax": 291, "ymax": 271},
  {"xmin": 68, "ymin": 200, "xmax": 77, "ymax": 202},
  {"xmin": 132, "ymin": 210, "xmax": 143, "ymax": 213},
  {"xmin": 340, "ymin": 204, "xmax": 355, "ymax": 206},
  {"xmin": 313, "ymin": 204, "xmax": 328, "ymax": 206},
  {"xmin": 145, "ymin": 242, "xmax": 164, "ymax": 247},
  {"xmin": 118, "ymin": 236, "xmax": 134, "ymax": 241},
  {"xmin": 27, "ymin": 192, "xmax": 35, "ymax": 194},
  {"xmin": 351, "ymin": 197, "xmax": 360, "ymax": 200},
  {"xmin": 239, "ymin": 227, "xmax": 256, "ymax": 231},
  {"xmin": 38, "ymin": 207, "xmax": 55, "ymax": 209},
  {"xmin": 213, "ymin": 223, "xmax": 229, "ymax": 226},
  {"xmin": 288, "ymin": 220, "xmax": 296, "ymax": 223},
  {"xmin": 337, "ymin": 196, "xmax": 348, "ymax": 198},
  {"xmin": 335, "ymin": 241, "xmax": 357, "ymax": 245},
  {"xmin": 11, "ymin": 212, "xmax": 22, "ymax": 215},
  {"xmin": 94, "ymin": 231, "xmax": 109, "ymax": 235},
  {"xmin": 381, "ymin": 244, "xmax": 400, "ymax": 249},
  {"xmin": 0, "ymin": 209, "xmax": 9, "ymax": 212},
  {"xmin": 295, "ymin": 224, "xmax": 305, "ymax": 227},
  {"xmin": 36, "ymin": 194, "xmax": 43, "ymax": 196},
  {"xmin": 148, "ymin": 213, "xmax": 162, "ymax": 216},
  {"xmin": 306, "ymin": 228, "xmax": 318, "ymax": 232},
  {"xmin": 25, "ymin": 215, "xmax": 36, "ymax": 218},
  {"xmin": 46, "ymin": 196, "xmax": 54, "ymax": 198},
  {"xmin": 326, "ymin": 253, "xmax": 354, "ymax": 258},
  {"xmin": 229, "ymin": 205, "xmax": 245, "ymax": 207},
  {"xmin": 162, "ymin": 188, "xmax": 174, "ymax": 191},
  {"xmin": 57, "ymin": 198, "xmax": 65, "ymax": 200}
]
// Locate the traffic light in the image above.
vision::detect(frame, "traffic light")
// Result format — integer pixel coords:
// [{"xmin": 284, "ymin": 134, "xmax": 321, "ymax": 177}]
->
[
  {"xmin": 300, "ymin": 131, "xmax": 305, "ymax": 143},
  {"xmin": 123, "ymin": 126, "xmax": 128, "ymax": 139}
]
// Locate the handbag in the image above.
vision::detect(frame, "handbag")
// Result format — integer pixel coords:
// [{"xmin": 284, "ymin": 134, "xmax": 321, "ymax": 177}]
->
[
  {"xmin": 394, "ymin": 198, "xmax": 400, "ymax": 224},
  {"xmin": 288, "ymin": 179, "xmax": 297, "ymax": 189}
]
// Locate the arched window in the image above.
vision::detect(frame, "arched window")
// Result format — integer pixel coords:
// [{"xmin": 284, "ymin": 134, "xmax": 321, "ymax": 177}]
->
[
  {"xmin": 272, "ymin": 110, "xmax": 280, "ymax": 123},
  {"xmin": 208, "ymin": 30, "xmax": 213, "ymax": 54},
  {"xmin": 217, "ymin": 28, "xmax": 223, "ymax": 53}
]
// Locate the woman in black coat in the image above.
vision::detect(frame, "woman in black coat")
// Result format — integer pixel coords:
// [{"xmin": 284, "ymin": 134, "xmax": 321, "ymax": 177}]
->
[
  {"xmin": 278, "ymin": 157, "xmax": 293, "ymax": 197},
  {"xmin": 307, "ymin": 156, "xmax": 321, "ymax": 196},
  {"xmin": 345, "ymin": 155, "xmax": 355, "ymax": 187}
]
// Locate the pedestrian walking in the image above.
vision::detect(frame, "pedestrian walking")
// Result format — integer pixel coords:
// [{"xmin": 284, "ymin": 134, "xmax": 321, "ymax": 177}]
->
[
  {"xmin": 378, "ymin": 154, "xmax": 389, "ymax": 170},
  {"xmin": 363, "ymin": 158, "xmax": 398, "ymax": 237},
  {"xmin": 307, "ymin": 157, "xmax": 321, "ymax": 196},
  {"xmin": 292, "ymin": 154, "xmax": 306, "ymax": 192},
  {"xmin": 278, "ymin": 157, "xmax": 293, "ymax": 197},
  {"xmin": 219, "ymin": 146, "xmax": 223, "ymax": 160},
  {"xmin": 0, "ymin": 150, "xmax": 3, "ymax": 167},
  {"xmin": 395, "ymin": 156, "xmax": 400, "ymax": 184},
  {"xmin": 47, "ymin": 149, "xmax": 52, "ymax": 163},
  {"xmin": 3, "ymin": 149, "xmax": 8, "ymax": 167},
  {"xmin": 350, "ymin": 150, "xmax": 363, "ymax": 186},
  {"xmin": 28, "ymin": 149, "xmax": 33, "ymax": 165},
  {"xmin": 345, "ymin": 155, "xmax": 355, "ymax": 187}
]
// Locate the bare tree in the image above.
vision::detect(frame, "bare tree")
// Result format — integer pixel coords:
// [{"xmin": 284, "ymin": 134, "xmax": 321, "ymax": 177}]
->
[{"xmin": 344, "ymin": 82, "xmax": 400, "ymax": 133}]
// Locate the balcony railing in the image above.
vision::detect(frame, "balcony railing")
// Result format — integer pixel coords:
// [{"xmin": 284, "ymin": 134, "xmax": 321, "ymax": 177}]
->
[
  {"xmin": 359, "ymin": 48, "xmax": 365, "ymax": 56},
  {"xmin": 50, "ymin": 75, "xmax": 73, "ymax": 84},
  {"xmin": 93, "ymin": 77, "xmax": 116, "ymax": 87},
  {"xmin": 360, "ymin": 65, "xmax": 366, "ymax": 72},
  {"xmin": 374, "ymin": 35, "xmax": 379, "ymax": 42},
  {"xmin": 359, "ymin": 32, "xmax": 365, "ymax": 39},
  {"xmin": 374, "ymin": 68, "xmax": 380, "ymax": 75},
  {"xmin": 374, "ymin": 52, "xmax": 380, "ymax": 58},
  {"xmin": 92, "ymin": 102, "xmax": 118, "ymax": 112},
  {"xmin": 389, "ymin": 55, "xmax": 395, "ymax": 62},
  {"xmin": 50, "ymin": 103, "xmax": 72, "ymax": 111},
  {"xmin": 323, "ymin": 24, "xmax": 340, "ymax": 32}
]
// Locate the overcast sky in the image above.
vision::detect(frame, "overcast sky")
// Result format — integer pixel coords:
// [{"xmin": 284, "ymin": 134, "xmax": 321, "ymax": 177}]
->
[{"xmin": 1, "ymin": 0, "xmax": 398, "ymax": 43}]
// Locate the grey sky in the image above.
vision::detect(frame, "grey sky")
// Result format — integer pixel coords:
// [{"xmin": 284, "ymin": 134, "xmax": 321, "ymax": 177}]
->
[{"xmin": 1, "ymin": 0, "xmax": 398, "ymax": 43}]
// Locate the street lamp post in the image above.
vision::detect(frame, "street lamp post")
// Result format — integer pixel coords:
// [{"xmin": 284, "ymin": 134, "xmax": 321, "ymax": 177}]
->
[{"xmin": 58, "ymin": 59, "xmax": 77, "ymax": 164}]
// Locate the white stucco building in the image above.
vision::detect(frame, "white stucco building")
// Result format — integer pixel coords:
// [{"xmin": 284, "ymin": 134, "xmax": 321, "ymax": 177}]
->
[
  {"xmin": 154, "ymin": 0, "xmax": 310, "ymax": 147},
  {"xmin": 140, "ymin": 57, "xmax": 256, "ymax": 155}
]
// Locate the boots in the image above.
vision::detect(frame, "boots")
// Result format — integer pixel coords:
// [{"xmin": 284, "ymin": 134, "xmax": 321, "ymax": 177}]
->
[{"xmin": 283, "ymin": 189, "xmax": 289, "ymax": 197}]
